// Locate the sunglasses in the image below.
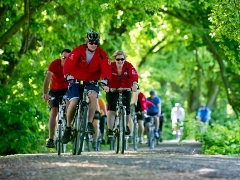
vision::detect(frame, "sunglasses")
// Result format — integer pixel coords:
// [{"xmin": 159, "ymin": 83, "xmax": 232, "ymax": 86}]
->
[
  {"xmin": 61, "ymin": 56, "xmax": 67, "ymax": 59},
  {"xmin": 115, "ymin": 58, "xmax": 125, "ymax": 61},
  {"xmin": 89, "ymin": 41, "xmax": 98, "ymax": 45}
]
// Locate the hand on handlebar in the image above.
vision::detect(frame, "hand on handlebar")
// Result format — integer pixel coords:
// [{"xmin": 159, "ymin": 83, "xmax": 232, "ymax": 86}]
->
[
  {"xmin": 42, "ymin": 94, "xmax": 50, "ymax": 101},
  {"xmin": 102, "ymin": 86, "xmax": 109, "ymax": 92}
]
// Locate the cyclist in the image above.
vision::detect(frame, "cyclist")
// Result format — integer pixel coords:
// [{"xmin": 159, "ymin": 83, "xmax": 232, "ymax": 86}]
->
[
  {"xmin": 135, "ymin": 90, "xmax": 154, "ymax": 144},
  {"xmin": 171, "ymin": 103, "xmax": 185, "ymax": 135},
  {"xmin": 196, "ymin": 104, "xmax": 211, "ymax": 125},
  {"xmin": 98, "ymin": 92, "xmax": 108, "ymax": 144},
  {"xmin": 92, "ymin": 92, "xmax": 107, "ymax": 149},
  {"xmin": 146, "ymin": 90, "xmax": 162, "ymax": 138},
  {"xmin": 105, "ymin": 50, "xmax": 139, "ymax": 137},
  {"xmin": 61, "ymin": 30, "xmax": 111, "ymax": 144},
  {"xmin": 42, "ymin": 49, "xmax": 71, "ymax": 148}
]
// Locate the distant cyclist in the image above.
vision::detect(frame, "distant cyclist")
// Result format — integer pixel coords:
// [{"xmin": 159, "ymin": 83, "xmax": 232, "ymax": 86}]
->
[
  {"xmin": 42, "ymin": 49, "xmax": 71, "ymax": 148},
  {"xmin": 135, "ymin": 90, "xmax": 154, "ymax": 143},
  {"xmin": 171, "ymin": 103, "xmax": 185, "ymax": 135},
  {"xmin": 146, "ymin": 90, "xmax": 161, "ymax": 138},
  {"xmin": 196, "ymin": 104, "xmax": 211, "ymax": 125}
]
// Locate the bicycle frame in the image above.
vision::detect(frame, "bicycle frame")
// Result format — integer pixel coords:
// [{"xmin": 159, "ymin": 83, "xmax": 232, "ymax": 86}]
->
[{"xmin": 71, "ymin": 83, "xmax": 89, "ymax": 155}]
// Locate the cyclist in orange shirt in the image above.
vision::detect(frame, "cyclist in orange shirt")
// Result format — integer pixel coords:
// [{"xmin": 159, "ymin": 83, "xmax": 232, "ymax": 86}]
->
[{"xmin": 92, "ymin": 92, "xmax": 108, "ymax": 148}]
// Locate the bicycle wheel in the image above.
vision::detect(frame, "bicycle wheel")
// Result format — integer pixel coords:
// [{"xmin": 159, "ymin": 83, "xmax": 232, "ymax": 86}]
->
[
  {"xmin": 57, "ymin": 123, "xmax": 62, "ymax": 156},
  {"xmin": 114, "ymin": 128, "xmax": 120, "ymax": 154},
  {"xmin": 133, "ymin": 120, "xmax": 138, "ymax": 150},
  {"xmin": 120, "ymin": 108, "xmax": 125, "ymax": 154},
  {"xmin": 149, "ymin": 125, "xmax": 154, "ymax": 149},
  {"xmin": 77, "ymin": 106, "xmax": 88, "ymax": 155},
  {"xmin": 71, "ymin": 110, "xmax": 79, "ymax": 155}
]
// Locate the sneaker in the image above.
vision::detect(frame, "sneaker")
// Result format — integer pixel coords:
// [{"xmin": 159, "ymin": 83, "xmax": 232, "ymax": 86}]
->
[
  {"xmin": 62, "ymin": 128, "xmax": 71, "ymax": 144},
  {"xmin": 107, "ymin": 129, "xmax": 114, "ymax": 137},
  {"xmin": 87, "ymin": 122, "xmax": 95, "ymax": 134},
  {"xmin": 172, "ymin": 130, "xmax": 177, "ymax": 135},
  {"xmin": 154, "ymin": 131, "xmax": 159, "ymax": 138},
  {"xmin": 46, "ymin": 139, "xmax": 55, "ymax": 148},
  {"xmin": 128, "ymin": 136, "xmax": 133, "ymax": 143},
  {"xmin": 139, "ymin": 137, "xmax": 143, "ymax": 144},
  {"xmin": 125, "ymin": 126, "xmax": 130, "ymax": 135}
]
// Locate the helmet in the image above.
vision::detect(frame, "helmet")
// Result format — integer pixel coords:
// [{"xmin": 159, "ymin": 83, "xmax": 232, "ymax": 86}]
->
[
  {"xmin": 175, "ymin": 103, "xmax": 180, "ymax": 107},
  {"xmin": 86, "ymin": 30, "xmax": 100, "ymax": 43},
  {"xmin": 150, "ymin": 90, "xmax": 156, "ymax": 95}
]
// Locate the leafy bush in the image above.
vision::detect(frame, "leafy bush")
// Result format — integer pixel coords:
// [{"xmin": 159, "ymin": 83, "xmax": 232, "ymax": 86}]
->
[
  {"xmin": 182, "ymin": 118, "xmax": 240, "ymax": 155},
  {"xmin": 0, "ymin": 99, "xmax": 47, "ymax": 155}
]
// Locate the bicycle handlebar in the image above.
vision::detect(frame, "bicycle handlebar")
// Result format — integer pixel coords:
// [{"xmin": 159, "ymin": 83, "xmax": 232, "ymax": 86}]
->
[{"xmin": 109, "ymin": 88, "xmax": 132, "ymax": 92}]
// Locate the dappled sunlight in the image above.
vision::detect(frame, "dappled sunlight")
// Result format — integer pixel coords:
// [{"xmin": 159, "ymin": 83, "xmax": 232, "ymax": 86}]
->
[{"xmin": 49, "ymin": 162, "xmax": 108, "ymax": 168}]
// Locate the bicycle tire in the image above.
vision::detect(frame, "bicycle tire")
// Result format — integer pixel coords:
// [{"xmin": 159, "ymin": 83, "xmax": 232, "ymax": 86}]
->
[
  {"xmin": 120, "ymin": 107, "xmax": 125, "ymax": 154},
  {"xmin": 77, "ymin": 106, "xmax": 88, "ymax": 155},
  {"xmin": 133, "ymin": 120, "xmax": 138, "ymax": 150},
  {"xmin": 72, "ymin": 112, "xmax": 79, "ymax": 155},
  {"xmin": 115, "ymin": 128, "xmax": 120, "ymax": 154},
  {"xmin": 149, "ymin": 125, "xmax": 154, "ymax": 149},
  {"xmin": 57, "ymin": 123, "xmax": 62, "ymax": 156}
]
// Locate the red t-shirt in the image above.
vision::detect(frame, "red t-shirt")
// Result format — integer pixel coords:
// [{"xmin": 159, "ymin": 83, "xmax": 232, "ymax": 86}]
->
[
  {"xmin": 48, "ymin": 59, "xmax": 68, "ymax": 90},
  {"xmin": 108, "ymin": 61, "xmax": 138, "ymax": 88}
]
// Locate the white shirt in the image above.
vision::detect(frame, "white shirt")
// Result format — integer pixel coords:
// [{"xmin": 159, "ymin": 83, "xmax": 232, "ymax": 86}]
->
[{"xmin": 171, "ymin": 107, "xmax": 185, "ymax": 122}]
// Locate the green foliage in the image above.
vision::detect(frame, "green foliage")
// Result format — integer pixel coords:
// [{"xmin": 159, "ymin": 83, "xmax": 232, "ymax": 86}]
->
[
  {"xmin": 182, "ymin": 117, "xmax": 240, "ymax": 156},
  {"xmin": 0, "ymin": 99, "xmax": 47, "ymax": 155}
]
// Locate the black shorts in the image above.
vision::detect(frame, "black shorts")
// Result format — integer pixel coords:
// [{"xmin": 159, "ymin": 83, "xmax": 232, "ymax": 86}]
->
[
  {"xmin": 145, "ymin": 113, "xmax": 158, "ymax": 123},
  {"xmin": 106, "ymin": 91, "xmax": 131, "ymax": 115},
  {"xmin": 49, "ymin": 89, "xmax": 68, "ymax": 109}
]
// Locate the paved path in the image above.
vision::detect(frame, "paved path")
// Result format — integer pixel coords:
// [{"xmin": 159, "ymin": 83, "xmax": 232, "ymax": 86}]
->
[{"xmin": 0, "ymin": 140, "xmax": 239, "ymax": 180}]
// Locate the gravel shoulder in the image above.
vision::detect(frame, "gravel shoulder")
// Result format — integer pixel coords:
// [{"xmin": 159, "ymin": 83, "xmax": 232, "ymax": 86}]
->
[{"xmin": 0, "ymin": 140, "xmax": 239, "ymax": 180}]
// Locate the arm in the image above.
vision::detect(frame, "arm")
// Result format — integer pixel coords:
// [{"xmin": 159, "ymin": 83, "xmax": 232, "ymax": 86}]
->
[
  {"xmin": 42, "ymin": 71, "xmax": 53, "ymax": 100},
  {"xmin": 129, "ymin": 63, "xmax": 138, "ymax": 91},
  {"xmin": 63, "ymin": 46, "xmax": 81, "ymax": 77}
]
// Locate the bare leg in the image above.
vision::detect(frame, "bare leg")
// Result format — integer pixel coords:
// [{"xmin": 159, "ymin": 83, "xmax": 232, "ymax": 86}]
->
[
  {"xmin": 138, "ymin": 119, "xmax": 144, "ymax": 138},
  {"xmin": 128, "ymin": 117, "xmax": 133, "ymax": 136},
  {"xmin": 88, "ymin": 91, "xmax": 97, "ymax": 123},
  {"xmin": 92, "ymin": 120, "xmax": 100, "ymax": 142},
  {"xmin": 107, "ymin": 111, "xmax": 115, "ymax": 130},
  {"xmin": 154, "ymin": 116, "xmax": 159, "ymax": 132},
  {"xmin": 66, "ymin": 98, "xmax": 79, "ymax": 127},
  {"xmin": 49, "ymin": 107, "xmax": 58, "ymax": 139}
]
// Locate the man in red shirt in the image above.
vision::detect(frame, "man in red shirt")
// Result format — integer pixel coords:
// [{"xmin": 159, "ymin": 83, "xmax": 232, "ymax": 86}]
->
[
  {"xmin": 62, "ymin": 30, "xmax": 111, "ymax": 144},
  {"xmin": 42, "ymin": 49, "xmax": 71, "ymax": 148},
  {"xmin": 105, "ymin": 50, "xmax": 139, "ymax": 137}
]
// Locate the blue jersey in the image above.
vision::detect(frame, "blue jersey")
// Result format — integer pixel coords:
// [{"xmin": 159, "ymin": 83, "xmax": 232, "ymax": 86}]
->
[
  {"xmin": 197, "ymin": 107, "xmax": 211, "ymax": 122},
  {"xmin": 147, "ymin": 96, "xmax": 161, "ymax": 115}
]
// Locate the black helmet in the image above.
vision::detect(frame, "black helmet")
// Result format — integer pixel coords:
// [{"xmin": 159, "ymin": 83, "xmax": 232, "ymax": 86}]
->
[
  {"xmin": 150, "ymin": 90, "xmax": 156, "ymax": 95},
  {"xmin": 86, "ymin": 30, "xmax": 100, "ymax": 43}
]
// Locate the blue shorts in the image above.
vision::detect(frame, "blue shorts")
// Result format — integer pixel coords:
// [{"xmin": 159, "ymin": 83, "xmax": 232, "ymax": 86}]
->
[{"xmin": 67, "ymin": 82, "xmax": 99, "ymax": 101}]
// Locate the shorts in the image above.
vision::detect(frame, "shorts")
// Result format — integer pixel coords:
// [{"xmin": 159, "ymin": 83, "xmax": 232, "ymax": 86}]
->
[
  {"xmin": 145, "ymin": 113, "xmax": 158, "ymax": 123},
  {"xmin": 48, "ymin": 89, "xmax": 68, "ymax": 109},
  {"xmin": 67, "ymin": 81, "xmax": 99, "ymax": 101},
  {"xmin": 136, "ymin": 113, "xmax": 145, "ymax": 121},
  {"xmin": 106, "ymin": 91, "xmax": 131, "ymax": 115}
]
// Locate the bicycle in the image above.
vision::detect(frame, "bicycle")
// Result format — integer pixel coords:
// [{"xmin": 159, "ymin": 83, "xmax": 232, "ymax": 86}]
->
[
  {"xmin": 145, "ymin": 115, "xmax": 156, "ymax": 149},
  {"xmin": 51, "ymin": 95, "xmax": 67, "ymax": 156},
  {"xmin": 109, "ymin": 88, "xmax": 131, "ymax": 154},
  {"xmin": 175, "ymin": 119, "xmax": 183, "ymax": 140},
  {"xmin": 71, "ymin": 81, "xmax": 99, "ymax": 155}
]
